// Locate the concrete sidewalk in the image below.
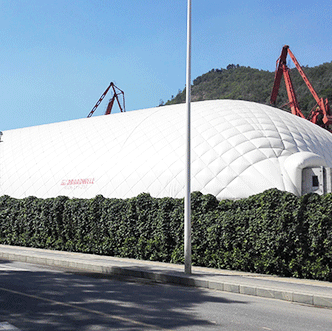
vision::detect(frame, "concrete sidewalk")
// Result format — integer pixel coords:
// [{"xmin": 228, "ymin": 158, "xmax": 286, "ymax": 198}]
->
[{"xmin": 0, "ymin": 244, "xmax": 332, "ymax": 309}]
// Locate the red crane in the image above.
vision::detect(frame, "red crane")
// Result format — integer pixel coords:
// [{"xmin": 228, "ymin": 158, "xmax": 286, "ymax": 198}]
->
[
  {"xmin": 87, "ymin": 82, "xmax": 125, "ymax": 118},
  {"xmin": 270, "ymin": 45, "xmax": 332, "ymax": 131}
]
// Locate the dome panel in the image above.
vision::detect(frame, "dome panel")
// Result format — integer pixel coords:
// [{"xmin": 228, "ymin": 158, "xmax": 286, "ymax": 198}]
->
[{"xmin": 1, "ymin": 99, "xmax": 332, "ymax": 200}]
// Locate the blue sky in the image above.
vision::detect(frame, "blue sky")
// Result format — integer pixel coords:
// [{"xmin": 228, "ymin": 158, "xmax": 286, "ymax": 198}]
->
[{"xmin": 1, "ymin": 0, "xmax": 332, "ymax": 130}]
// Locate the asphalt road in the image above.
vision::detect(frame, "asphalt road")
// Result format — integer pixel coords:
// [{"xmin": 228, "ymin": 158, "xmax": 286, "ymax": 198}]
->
[{"xmin": 0, "ymin": 260, "xmax": 332, "ymax": 331}]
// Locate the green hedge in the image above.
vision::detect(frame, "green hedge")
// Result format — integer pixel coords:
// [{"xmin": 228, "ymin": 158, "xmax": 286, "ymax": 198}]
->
[{"xmin": 0, "ymin": 188, "xmax": 332, "ymax": 281}]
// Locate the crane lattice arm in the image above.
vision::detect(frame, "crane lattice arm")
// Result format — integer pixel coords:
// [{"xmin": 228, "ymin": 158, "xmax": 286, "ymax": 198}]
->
[
  {"xmin": 87, "ymin": 82, "xmax": 125, "ymax": 118},
  {"xmin": 270, "ymin": 45, "xmax": 332, "ymax": 131}
]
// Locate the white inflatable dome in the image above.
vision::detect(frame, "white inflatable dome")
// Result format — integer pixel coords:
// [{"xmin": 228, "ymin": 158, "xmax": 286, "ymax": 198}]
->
[{"xmin": 1, "ymin": 99, "xmax": 332, "ymax": 200}]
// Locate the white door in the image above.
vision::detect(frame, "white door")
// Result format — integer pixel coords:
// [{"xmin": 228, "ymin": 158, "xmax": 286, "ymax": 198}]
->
[{"xmin": 302, "ymin": 167, "xmax": 324, "ymax": 195}]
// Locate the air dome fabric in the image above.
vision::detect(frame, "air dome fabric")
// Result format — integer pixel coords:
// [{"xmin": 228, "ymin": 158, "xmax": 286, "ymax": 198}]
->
[{"xmin": 1, "ymin": 99, "xmax": 332, "ymax": 200}]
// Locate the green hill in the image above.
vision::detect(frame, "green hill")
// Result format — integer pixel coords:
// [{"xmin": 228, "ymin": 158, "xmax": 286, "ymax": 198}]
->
[{"xmin": 165, "ymin": 62, "xmax": 332, "ymax": 118}]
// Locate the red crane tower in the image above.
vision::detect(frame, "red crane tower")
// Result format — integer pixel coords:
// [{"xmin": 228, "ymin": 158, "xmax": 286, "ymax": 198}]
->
[
  {"xmin": 87, "ymin": 82, "xmax": 125, "ymax": 118},
  {"xmin": 270, "ymin": 45, "xmax": 332, "ymax": 131}
]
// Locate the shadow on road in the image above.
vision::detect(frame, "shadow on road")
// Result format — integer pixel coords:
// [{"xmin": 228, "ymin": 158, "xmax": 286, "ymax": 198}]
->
[
  {"xmin": 0, "ymin": 259, "xmax": 12, "ymax": 264},
  {"xmin": 0, "ymin": 260, "xmax": 248, "ymax": 330}
]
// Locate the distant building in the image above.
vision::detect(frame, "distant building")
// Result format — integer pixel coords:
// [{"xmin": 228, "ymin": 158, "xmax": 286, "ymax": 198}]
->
[{"xmin": 1, "ymin": 100, "xmax": 332, "ymax": 200}]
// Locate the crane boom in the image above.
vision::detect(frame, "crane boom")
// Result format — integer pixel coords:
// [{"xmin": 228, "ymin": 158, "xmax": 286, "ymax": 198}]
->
[
  {"xmin": 87, "ymin": 82, "xmax": 125, "ymax": 118},
  {"xmin": 287, "ymin": 48, "xmax": 332, "ymax": 126},
  {"xmin": 104, "ymin": 84, "xmax": 125, "ymax": 115},
  {"xmin": 287, "ymin": 48, "xmax": 321, "ymax": 104},
  {"xmin": 270, "ymin": 45, "xmax": 304, "ymax": 118},
  {"xmin": 270, "ymin": 46, "xmax": 288, "ymax": 105},
  {"xmin": 270, "ymin": 45, "xmax": 332, "ymax": 131}
]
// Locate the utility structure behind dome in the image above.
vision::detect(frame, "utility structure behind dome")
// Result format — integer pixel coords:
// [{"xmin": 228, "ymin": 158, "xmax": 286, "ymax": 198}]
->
[
  {"xmin": 87, "ymin": 82, "xmax": 125, "ymax": 118},
  {"xmin": 270, "ymin": 45, "xmax": 332, "ymax": 132}
]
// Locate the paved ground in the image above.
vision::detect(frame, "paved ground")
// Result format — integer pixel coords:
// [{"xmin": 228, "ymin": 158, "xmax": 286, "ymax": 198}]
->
[
  {"xmin": 0, "ymin": 244, "xmax": 332, "ymax": 309},
  {"xmin": 1, "ymin": 260, "xmax": 332, "ymax": 331}
]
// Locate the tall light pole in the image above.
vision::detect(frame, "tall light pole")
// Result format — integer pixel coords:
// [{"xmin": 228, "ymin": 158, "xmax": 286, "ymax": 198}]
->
[{"xmin": 184, "ymin": 0, "xmax": 192, "ymax": 275}]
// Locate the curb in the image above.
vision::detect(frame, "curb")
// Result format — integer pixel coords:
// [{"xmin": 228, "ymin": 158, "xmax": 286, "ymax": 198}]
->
[{"xmin": 0, "ymin": 248, "xmax": 332, "ymax": 309}]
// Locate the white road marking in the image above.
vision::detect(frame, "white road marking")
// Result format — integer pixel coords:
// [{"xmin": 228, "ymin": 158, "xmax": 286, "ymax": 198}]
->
[{"xmin": 0, "ymin": 322, "xmax": 20, "ymax": 330}]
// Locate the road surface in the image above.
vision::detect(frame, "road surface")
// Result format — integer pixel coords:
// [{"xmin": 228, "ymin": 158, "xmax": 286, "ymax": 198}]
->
[{"xmin": 0, "ymin": 260, "xmax": 331, "ymax": 330}]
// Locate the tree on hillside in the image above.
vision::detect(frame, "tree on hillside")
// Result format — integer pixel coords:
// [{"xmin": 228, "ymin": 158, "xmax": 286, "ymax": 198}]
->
[{"xmin": 165, "ymin": 62, "xmax": 332, "ymax": 118}]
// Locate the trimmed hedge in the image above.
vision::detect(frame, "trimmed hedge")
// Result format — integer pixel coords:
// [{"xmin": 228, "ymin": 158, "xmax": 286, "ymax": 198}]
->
[{"xmin": 0, "ymin": 188, "xmax": 332, "ymax": 281}]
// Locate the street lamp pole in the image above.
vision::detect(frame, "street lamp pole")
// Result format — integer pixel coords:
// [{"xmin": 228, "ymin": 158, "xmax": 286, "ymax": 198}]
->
[{"xmin": 184, "ymin": 0, "xmax": 192, "ymax": 275}]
